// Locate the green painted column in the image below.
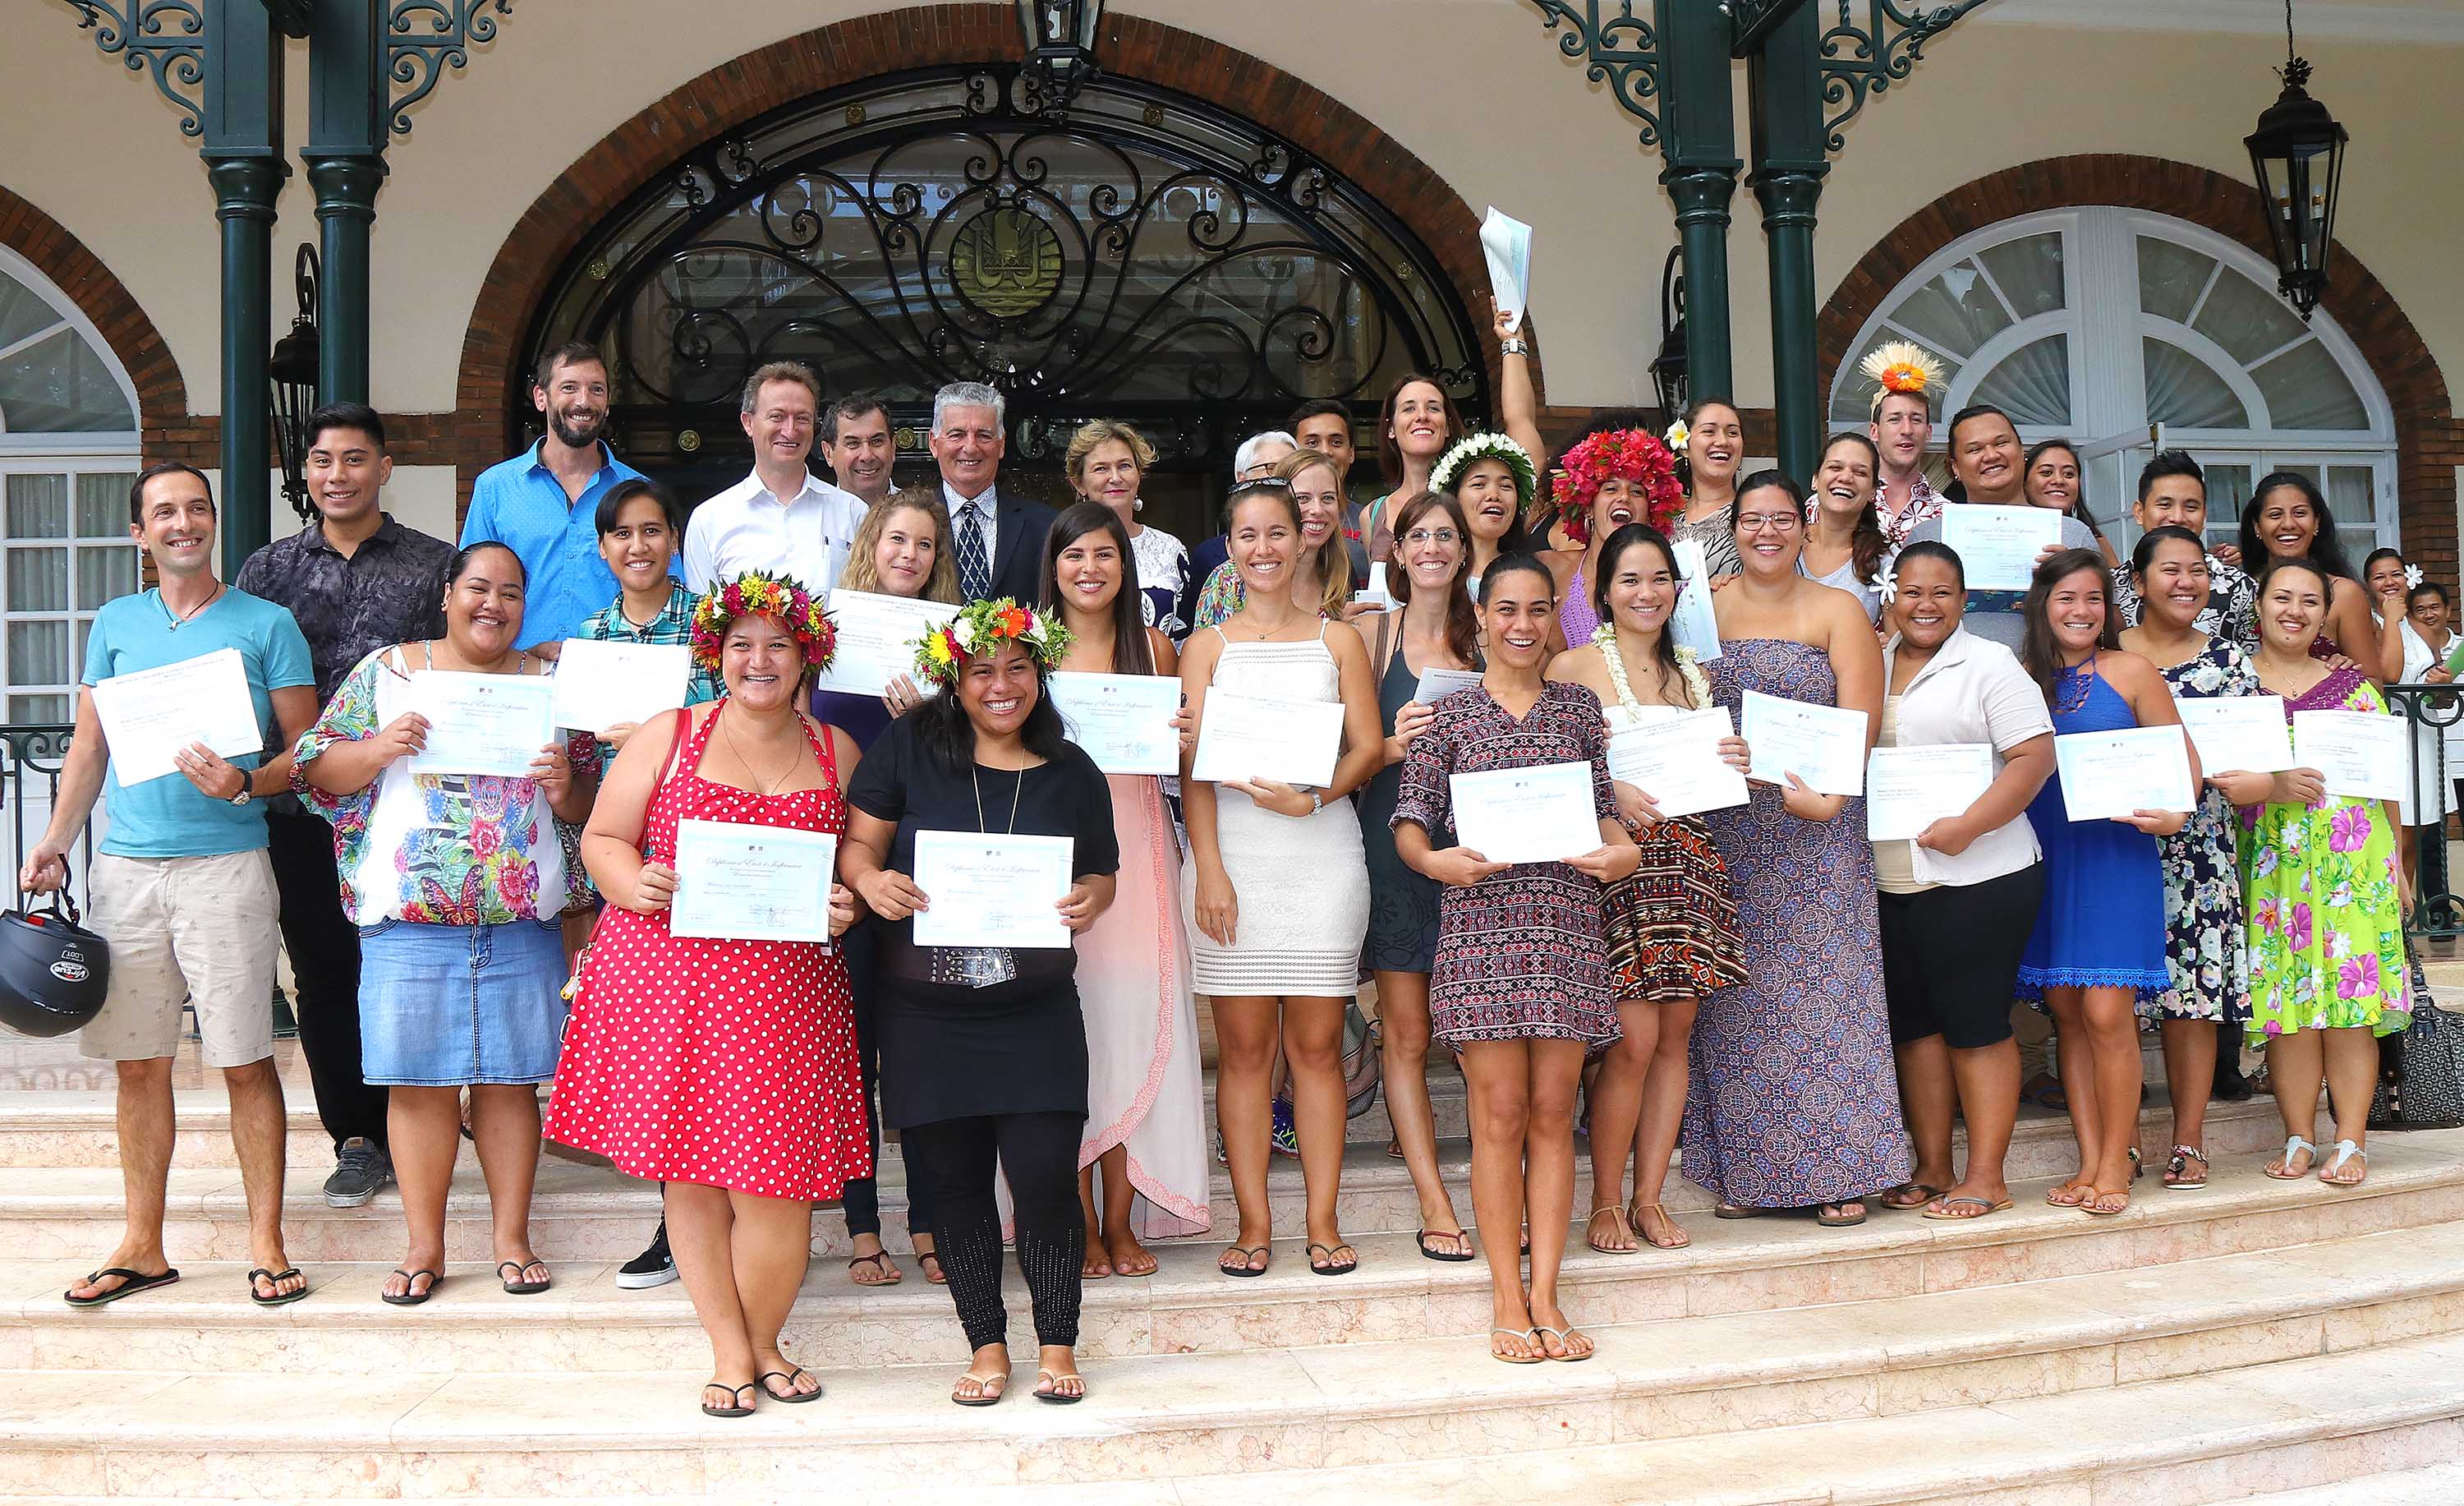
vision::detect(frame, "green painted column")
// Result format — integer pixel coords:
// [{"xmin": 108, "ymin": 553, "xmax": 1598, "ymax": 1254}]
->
[
  {"xmin": 202, "ymin": 2, "xmax": 287, "ymax": 578},
  {"xmin": 1657, "ymin": 0, "xmax": 1740, "ymax": 406},
  {"xmin": 307, "ymin": 0, "xmax": 387, "ymax": 405},
  {"xmin": 1747, "ymin": 0, "xmax": 1830, "ymax": 482}
]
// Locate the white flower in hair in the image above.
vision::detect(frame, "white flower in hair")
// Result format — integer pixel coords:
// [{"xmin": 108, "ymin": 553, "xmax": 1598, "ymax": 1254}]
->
[
  {"xmin": 2407, "ymin": 564, "xmax": 2425, "ymax": 589},
  {"xmin": 1876, "ymin": 564, "xmax": 1899, "ymax": 606},
  {"xmin": 1665, "ymin": 418, "xmax": 1689, "ymax": 451}
]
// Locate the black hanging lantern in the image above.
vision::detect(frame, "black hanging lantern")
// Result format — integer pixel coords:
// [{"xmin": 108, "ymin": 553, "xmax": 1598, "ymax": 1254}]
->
[
  {"xmin": 1652, "ymin": 245, "xmax": 1689, "ymax": 421},
  {"xmin": 2245, "ymin": 2, "xmax": 2347, "ymax": 320},
  {"xmin": 269, "ymin": 245, "xmax": 321, "ymax": 526},
  {"xmin": 1016, "ymin": 0, "xmax": 1102, "ymax": 113}
]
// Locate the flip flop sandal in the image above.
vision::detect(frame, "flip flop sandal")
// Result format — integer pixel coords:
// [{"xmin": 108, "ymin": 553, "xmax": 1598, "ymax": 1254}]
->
[
  {"xmin": 758, "ymin": 1367, "xmax": 825, "ymax": 1403},
  {"xmin": 1490, "ymin": 1327, "xmax": 1546, "ymax": 1365},
  {"xmin": 1534, "ymin": 1324, "xmax": 1593, "ymax": 1362},
  {"xmin": 1878, "ymin": 1182, "xmax": 1943, "ymax": 1211},
  {"xmin": 845, "ymin": 1251, "xmax": 902, "ymax": 1285},
  {"xmin": 1217, "ymin": 1245, "xmax": 1270, "ymax": 1278},
  {"xmin": 1417, "ymin": 1228, "xmax": 1476, "ymax": 1263},
  {"xmin": 1305, "ymin": 1242, "xmax": 1359, "ymax": 1276},
  {"xmin": 2045, "ymin": 1181, "xmax": 2093, "ymax": 1207},
  {"xmin": 1814, "ymin": 1203, "xmax": 1868, "ymax": 1227},
  {"xmin": 496, "ymin": 1260, "xmax": 552, "ymax": 1295},
  {"xmin": 62, "ymin": 1266, "xmax": 178, "ymax": 1308},
  {"xmin": 1713, "ymin": 1203, "xmax": 1768, "ymax": 1220},
  {"xmin": 1585, "ymin": 1205, "xmax": 1638, "ymax": 1254},
  {"xmin": 701, "ymin": 1381, "xmax": 758, "ymax": 1418},
  {"xmin": 1631, "ymin": 1204, "xmax": 1691, "ymax": 1250},
  {"xmin": 2080, "ymin": 1189, "xmax": 2131, "ymax": 1217},
  {"xmin": 2164, "ymin": 1145, "xmax": 2210, "ymax": 1190},
  {"xmin": 1108, "ymin": 1251, "xmax": 1159, "ymax": 1278},
  {"xmin": 247, "ymin": 1267, "xmax": 309, "ymax": 1306},
  {"xmin": 1033, "ymin": 1369, "xmax": 1086, "ymax": 1405},
  {"xmin": 1386, "ymin": 1140, "xmax": 1404, "ymax": 1160},
  {"xmin": 1921, "ymin": 1195, "xmax": 2013, "ymax": 1221},
  {"xmin": 2264, "ymin": 1135, "xmax": 2318, "ymax": 1181},
  {"xmin": 915, "ymin": 1249, "xmax": 948, "ymax": 1285},
  {"xmin": 1082, "ymin": 1255, "xmax": 1114, "ymax": 1281},
  {"xmin": 380, "ymin": 1269, "xmax": 440, "ymax": 1306},
  {"xmin": 949, "ymin": 1371, "xmax": 1009, "ymax": 1407},
  {"xmin": 2318, "ymin": 1140, "xmax": 2370, "ymax": 1185}
]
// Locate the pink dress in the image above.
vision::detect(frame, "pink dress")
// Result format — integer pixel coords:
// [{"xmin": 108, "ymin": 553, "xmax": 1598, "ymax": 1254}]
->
[{"xmin": 545, "ymin": 702, "xmax": 870, "ymax": 1200}]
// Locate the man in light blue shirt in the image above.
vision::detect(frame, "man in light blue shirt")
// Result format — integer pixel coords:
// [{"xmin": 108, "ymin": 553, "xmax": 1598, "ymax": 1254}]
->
[
  {"xmin": 19, "ymin": 462, "xmax": 319, "ymax": 1309},
  {"xmin": 462, "ymin": 340, "xmax": 665, "ymax": 648}
]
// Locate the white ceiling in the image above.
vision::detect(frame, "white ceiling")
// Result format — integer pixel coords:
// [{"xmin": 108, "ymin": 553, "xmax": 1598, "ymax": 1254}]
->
[{"xmin": 1972, "ymin": 0, "xmax": 2464, "ymax": 44}]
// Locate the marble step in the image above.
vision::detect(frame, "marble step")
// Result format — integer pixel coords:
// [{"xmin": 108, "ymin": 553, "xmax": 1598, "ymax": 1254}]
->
[
  {"xmin": 3, "ymin": 1229, "xmax": 2462, "ymax": 1499},
  {"xmin": 0, "ymin": 1090, "xmax": 2308, "ymax": 1261},
  {"xmin": 7, "ymin": 1137, "xmax": 2463, "ymax": 1373},
  {"xmin": 2234, "ymin": 1461, "xmax": 2464, "ymax": 1505}
]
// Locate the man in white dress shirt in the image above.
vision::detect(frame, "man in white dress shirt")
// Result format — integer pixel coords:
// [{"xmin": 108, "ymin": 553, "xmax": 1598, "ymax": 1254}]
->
[
  {"xmin": 932, "ymin": 380, "xmax": 1057, "ymax": 604},
  {"xmin": 821, "ymin": 393, "xmax": 898, "ymax": 511},
  {"xmin": 683, "ymin": 362, "xmax": 866, "ymax": 594}
]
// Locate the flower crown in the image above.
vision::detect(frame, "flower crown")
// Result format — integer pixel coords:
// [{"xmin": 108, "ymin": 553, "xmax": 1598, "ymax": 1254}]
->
[
  {"xmin": 1858, "ymin": 340, "xmax": 1947, "ymax": 415},
  {"xmin": 1551, "ymin": 427, "xmax": 1686, "ymax": 545},
  {"xmin": 1430, "ymin": 431, "xmax": 1538, "ymax": 505},
  {"xmin": 913, "ymin": 597, "xmax": 1073, "ymax": 687},
  {"xmin": 689, "ymin": 571, "xmax": 837, "ymax": 674}
]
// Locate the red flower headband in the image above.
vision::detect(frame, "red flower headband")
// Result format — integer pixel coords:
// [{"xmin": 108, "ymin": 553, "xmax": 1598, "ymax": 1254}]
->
[{"xmin": 1551, "ymin": 428, "xmax": 1686, "ymax": 545}]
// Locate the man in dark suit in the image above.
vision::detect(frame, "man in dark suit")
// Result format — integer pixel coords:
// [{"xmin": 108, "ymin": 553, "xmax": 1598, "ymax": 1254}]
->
[{"xmin": 931, "ymin": 381, "xmax": 1056, "ymax": 604}]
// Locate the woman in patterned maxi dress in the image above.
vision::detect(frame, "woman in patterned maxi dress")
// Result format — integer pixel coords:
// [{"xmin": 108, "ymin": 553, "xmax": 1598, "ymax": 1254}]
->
[
  {"xmin": 546, "ymin": 587, "xmax": 868, "ymax": 1418},
  {"xmin": 1393, "ymin": 556, "xmax": 1638, "ymax": 1366},
  {"xmin": 1682, "ymin": 472, "xmax": 1908, "ymax": 1224}
]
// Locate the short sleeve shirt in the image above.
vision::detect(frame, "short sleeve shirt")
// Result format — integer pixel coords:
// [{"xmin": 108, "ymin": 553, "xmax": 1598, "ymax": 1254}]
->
[
  {"xmin": 1900, "ymin": 510, "xmax": 2097, "ymax": 649},
  {"xmin": 462, "ymin": 441, "xmax": 655, "ymax": 647},
  {"xmin": 81, "ymin": 588, "xmax": 315, "ymax": 859}
]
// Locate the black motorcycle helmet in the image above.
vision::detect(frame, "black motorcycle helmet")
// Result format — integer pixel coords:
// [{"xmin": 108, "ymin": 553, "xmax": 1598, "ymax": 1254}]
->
[{"xmin": 1, "ymin": 878, "xmax": 111, "ymax": 1039}]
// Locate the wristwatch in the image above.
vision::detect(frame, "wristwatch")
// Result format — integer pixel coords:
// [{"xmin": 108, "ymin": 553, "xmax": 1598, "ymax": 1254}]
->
[
  {"xmin": 226, "ymin": 770, "xmax": 252, "ymax": 807},
  {"xmin": 1308, "ymin": 790, "xmax": 1325, "ymax": 816},
  {"xmin": 1499, "ymin": 338, "xmax": 1530, "ymax": 357}
]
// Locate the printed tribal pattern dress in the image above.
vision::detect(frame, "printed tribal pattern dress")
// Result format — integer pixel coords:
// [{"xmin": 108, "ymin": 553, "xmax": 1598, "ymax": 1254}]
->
[
  {"xmin": 2236, "ymin": 667, "xmax": 2416, "ymax": 1047},
  {"xmin": 2147, "ymin": 638, "xmax": 2256, "ymax": 1025},
  {"xmin": 1389, "ymin": 679, "xmax": 1622, "ymax": 1049}
]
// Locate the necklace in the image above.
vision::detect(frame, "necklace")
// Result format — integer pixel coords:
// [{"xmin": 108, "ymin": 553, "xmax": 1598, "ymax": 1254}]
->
[
  {"xmin": 1593, "ymin": 620, "xmax": 1708, "ymax": 712},
  {"xmin": 971, "ymin": 759, "xmax": 1025, "ymax": 835},
  {"xmin": 719, "ymin": 704, "xmax": 802, "ymax": 795},
  {"xmin": 160, "ymin": 583, "xmax": 223, "ymax": 630}
]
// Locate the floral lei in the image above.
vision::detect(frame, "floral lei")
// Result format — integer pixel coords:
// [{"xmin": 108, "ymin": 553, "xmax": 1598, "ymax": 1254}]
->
[
  {"xmin": 913, "ymin": 596, "xmax": 1073, "ymax": 687},
  {"xmin": 1429, "ymin": 431, "xmax": 1538, "ymax": 504},
  {"xmin": 1552, "ymin": 428, "xmax": 1685, "ymax": 546},
  {"xmin": 689, "ymin": 570, "xmax": 837, "ymax": 673},
  {"xmin": 1593, "ymin": 619, "xmax": 1709, "ymax": 712}
]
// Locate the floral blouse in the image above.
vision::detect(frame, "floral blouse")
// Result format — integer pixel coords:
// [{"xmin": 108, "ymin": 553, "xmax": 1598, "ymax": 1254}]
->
[{"xmin": 292, "ymin": 647, "xmax": 595, "ymax": 926}]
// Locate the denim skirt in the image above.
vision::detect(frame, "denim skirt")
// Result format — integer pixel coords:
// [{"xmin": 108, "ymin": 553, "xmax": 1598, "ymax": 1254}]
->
[{"xmin": 357, "ymin": 918, "xmax": 568, "ymax": 1087}]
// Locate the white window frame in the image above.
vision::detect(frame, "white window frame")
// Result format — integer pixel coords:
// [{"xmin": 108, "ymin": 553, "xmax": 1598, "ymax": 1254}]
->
[{"xmin": 1831, "ymin": 207, "xmax": 2398, "ymax": 552}]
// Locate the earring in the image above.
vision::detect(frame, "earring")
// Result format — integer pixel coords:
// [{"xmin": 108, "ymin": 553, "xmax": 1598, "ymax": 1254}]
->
[{"xmin": 1132, "ymin": 496, "xmax": 1143, "ymax": 514}]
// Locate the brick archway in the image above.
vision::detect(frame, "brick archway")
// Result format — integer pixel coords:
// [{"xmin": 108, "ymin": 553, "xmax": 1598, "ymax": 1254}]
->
[
  {"xmin": 1817, "ymin": 154, "xmax": 2459, "ymax": 571},
  {"xmin": 450, "ymin": 4, "xmax": 1506, "ymax": 504},
  {"xmin": 0, "ymin": 185, "xmax": 193, "ymax": 452}
]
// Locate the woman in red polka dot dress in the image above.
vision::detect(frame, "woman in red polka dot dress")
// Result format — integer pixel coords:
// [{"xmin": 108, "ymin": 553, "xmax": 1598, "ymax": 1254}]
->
[{"xmin": 545, "ymin": 573, "xmax": 868, "ymax": 1418}]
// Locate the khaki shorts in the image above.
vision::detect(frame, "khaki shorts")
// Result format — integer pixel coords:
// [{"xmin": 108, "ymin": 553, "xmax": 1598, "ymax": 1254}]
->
[{"xmin": 80, "ymin": 850, "xmax": 280, "ymax": 1068}]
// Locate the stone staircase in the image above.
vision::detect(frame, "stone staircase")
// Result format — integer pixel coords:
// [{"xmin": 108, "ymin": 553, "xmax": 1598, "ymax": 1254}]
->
[{"xmin": 7, "ymin": 1032, "xmax": 2464, "ymax": 1501}]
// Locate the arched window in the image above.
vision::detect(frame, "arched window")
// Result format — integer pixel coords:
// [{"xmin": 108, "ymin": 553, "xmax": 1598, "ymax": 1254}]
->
[
  {"xmin": 1830, "ymin": 207, "xmax": 2397, "ymax": 553},
  {"xmin": 0, "ymin": 246, "xmax": 142, "ymax": 725}
]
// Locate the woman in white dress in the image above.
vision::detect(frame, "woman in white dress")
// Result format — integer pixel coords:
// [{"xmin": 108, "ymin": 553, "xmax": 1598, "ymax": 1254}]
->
[
  {"xmin": 1035, "ymin": 502, "xmax": 1211, "ymax": 1276},
  {"xmin": 2365, "ymin": 550, "xmax": 2453, "ymax": 885},
  {"xmin": 1067, "ymin": 420, "xmax": 1191, "ymax": 642},
  {"xmin": 1181, "ymin": 481, "xmax": 1385, "ymax": 1278}
]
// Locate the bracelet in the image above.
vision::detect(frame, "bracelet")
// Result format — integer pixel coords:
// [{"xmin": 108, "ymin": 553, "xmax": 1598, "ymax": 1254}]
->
[
  {"xmin": 1308, "ymin": 790, "xmax": 1325, "ymax": 816},
  {"xmin": 1499, "ymin": 338, "xmax": 1529, "ymax": 357}
]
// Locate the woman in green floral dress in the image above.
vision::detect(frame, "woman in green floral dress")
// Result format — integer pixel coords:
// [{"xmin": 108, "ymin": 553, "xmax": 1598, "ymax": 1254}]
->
[{"xmin": 2236, "ymin": 556, "xmax": 2413, "ymax": 1190}]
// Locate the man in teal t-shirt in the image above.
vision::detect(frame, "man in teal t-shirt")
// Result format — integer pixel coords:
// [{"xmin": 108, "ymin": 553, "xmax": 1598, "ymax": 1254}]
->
[{"xmin": 17, "ymin": 462, "xmax": 319, "ymax": 1309}]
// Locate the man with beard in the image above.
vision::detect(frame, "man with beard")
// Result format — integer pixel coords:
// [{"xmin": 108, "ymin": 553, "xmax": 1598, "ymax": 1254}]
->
[
  {"xmin": 821, "ymin": 392, "xmax": 897, "ymax": 511},
  {"xmin": 462, "ymin": 342, "xmax": 664, "ymax": 648}
]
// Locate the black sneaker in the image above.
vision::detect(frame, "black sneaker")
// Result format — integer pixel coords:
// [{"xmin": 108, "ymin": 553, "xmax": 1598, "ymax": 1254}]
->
[
  {"xmin": 322, "ymin": 1137, "xmax": 393, "ymax": 1208},
  {"xmin": 2213, "ymin": 1052, "xmax": 2254, "ymax": 1103},
  {"xmin": 616, "ymin": 1221, "xmax": 678, "ymax": 1289}
]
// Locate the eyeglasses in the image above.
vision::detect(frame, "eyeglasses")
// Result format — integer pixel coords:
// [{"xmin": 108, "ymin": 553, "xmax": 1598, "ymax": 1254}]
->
[
  {"xmin": 1402, "ymin": 527, "xmax": 1461, "ymax": 546},
  {"xmin": 1735, "ymin": 512, "xmax": 1801, "ymax": 532}
]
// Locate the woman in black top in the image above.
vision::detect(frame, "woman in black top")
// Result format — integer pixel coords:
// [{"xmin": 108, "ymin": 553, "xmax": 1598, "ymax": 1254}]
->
[{"xmin": 841, "ymin": 598, "xmax": 1119, "ymax": 1407}]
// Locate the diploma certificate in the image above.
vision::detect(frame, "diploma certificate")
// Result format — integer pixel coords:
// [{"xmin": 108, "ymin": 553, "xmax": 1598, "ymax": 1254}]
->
[
  {"xmin": 1047, "ymin": 670, "xmax": 1180, "ymax": 776},
  {"xmin": 1866, "ymin": 743, "xmax": 1994, "ymax": 842},
  {"xmin": 1941, "ymin": 505, "xmax": 2067, "ymax": 592},
  {"xmin": 549, "ymin": 638, "xmax": 692, "ymax": 735},
  {"xmin": 1481, "ymin": 206, "xmax": 1533, "ymax": 333},
  {"xmin": 910, "ymin": 831, "xmax": 1074, "ymax": 951},
  {"xmin": 1669, "ymin": 538, "xmax": 1723, "ymax": 663},
  {"xmin": 668, "ymin": 819, "xmax": 836, "ymax": 945},
  {"xmin": 1413, "ymin": 667, "xmax": 1484, "ymax": 704},
  {"xmin": 90, "ymin": 647, "xmax": 264, "ymax": 786},
  {"xmin": 1448, "ymin": 761, "xmax": 1601, "ymax": 864},
  {"xmin": 1352, "ymin": 562, "xmax": 1396, "ymax": 610},
  {"xmin": 2175, "ymin": 695, "xmax": 2293, "ymax": 774},
  {"xmin": 1740, "ymin": 690, "xmax": 1869, "ymax": 795},
  {"xmin": 2293, "ymin": 709, "xmax": 2410, "ymax": 803},
  {"xmin": 405, "ymin": 671, "xmax": 557, "ymax": 778},
  {"xmin": 1191, "ymin": 689, "xmax": 1345, "ymax": 788},
  {"xmin": 2053, "ymin": 724, "xmax": 2194, "ymax": 821},
  {"xmin": 1606, "ymin": 707, "xmax": 1746, "ymax": 819},
  {"xmin": 811, "ymin": 589, "xmax": 958, "ymax": 697}
]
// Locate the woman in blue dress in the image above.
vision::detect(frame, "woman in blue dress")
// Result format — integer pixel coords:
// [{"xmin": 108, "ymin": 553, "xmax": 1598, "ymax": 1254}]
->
[{"xmin": 2015, "ymin": 549, "xmax": 2190, "ymax": 1218}]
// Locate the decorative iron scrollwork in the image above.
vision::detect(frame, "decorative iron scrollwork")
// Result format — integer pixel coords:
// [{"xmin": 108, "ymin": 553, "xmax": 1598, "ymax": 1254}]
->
[
  {"xmin": 1529, "ymin": 1, "xmax": 1666, "ymax": 149},
  {"xmin": 1818, "ymin": 0, "xmax": 1994, "ymax": 153},
  {"xmin": 60, "ymin": 2, "xmax": 208, "ymax": 137},
  {"xmin": 384, "ymin": 0, "xmax": 511, "ymax": 136}
]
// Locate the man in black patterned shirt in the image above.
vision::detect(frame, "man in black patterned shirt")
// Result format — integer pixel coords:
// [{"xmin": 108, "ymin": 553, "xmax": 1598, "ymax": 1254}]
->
[
  {"xmin": 234, "ymin": 403, "xmax": 453, "ymax": 1208},
  {"xmin": 2107, "ymin": 451, "xmax": 2258, "ymax": 648}
]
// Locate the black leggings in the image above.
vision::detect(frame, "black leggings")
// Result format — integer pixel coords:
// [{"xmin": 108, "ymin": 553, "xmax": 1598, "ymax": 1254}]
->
[{"xmin": 901, "ymin": 1110, "xmax": 1083, "ymax": 1352}]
